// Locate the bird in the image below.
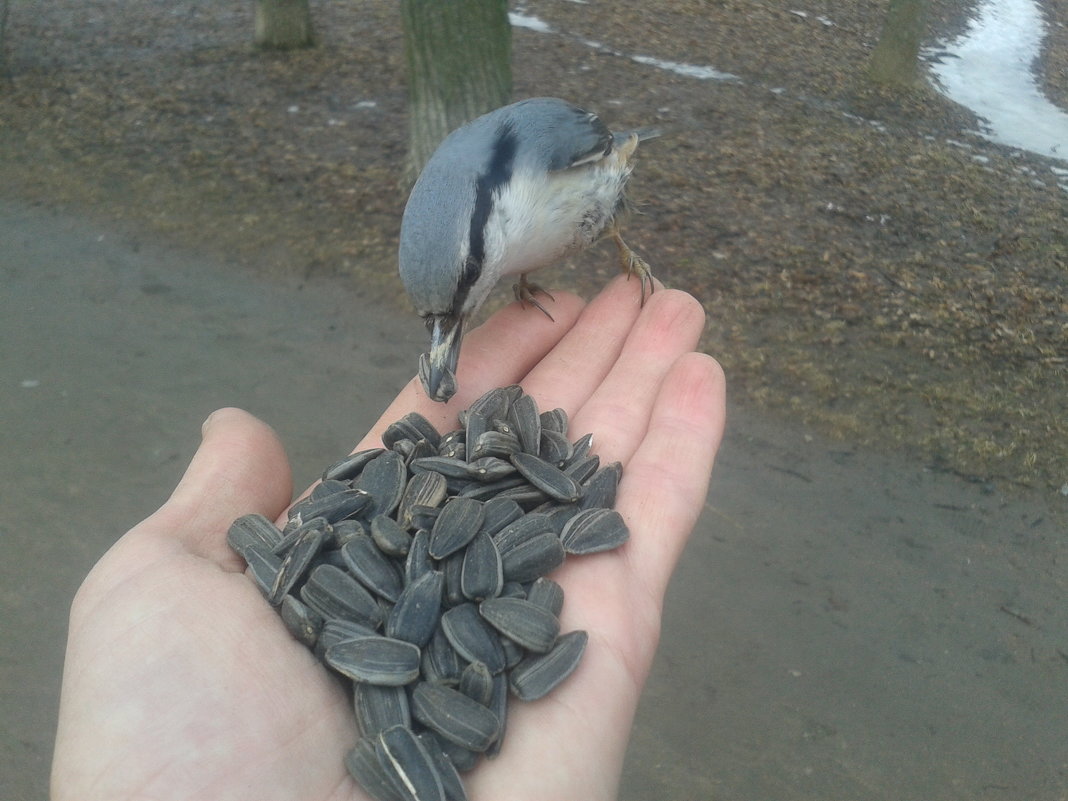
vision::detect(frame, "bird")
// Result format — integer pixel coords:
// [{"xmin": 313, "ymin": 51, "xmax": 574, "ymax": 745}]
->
[{"xmin": 399, "ymin": 97, "xmax": 657, "ymax": 403}]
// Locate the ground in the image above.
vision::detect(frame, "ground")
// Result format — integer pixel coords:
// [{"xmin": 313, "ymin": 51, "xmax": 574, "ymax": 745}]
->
[{"xmin": 1, "ymin": 0, "xmax": 1066, "ymax": 497}]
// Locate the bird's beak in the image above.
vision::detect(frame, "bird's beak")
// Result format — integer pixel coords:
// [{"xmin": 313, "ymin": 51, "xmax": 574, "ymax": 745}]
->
[{"xmin": 420, "ymin": 313, "xmax": 465, "ymax": 402}]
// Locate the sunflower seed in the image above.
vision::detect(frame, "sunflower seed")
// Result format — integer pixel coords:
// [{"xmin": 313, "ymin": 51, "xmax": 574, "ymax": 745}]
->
[
  {"xmin": 458, "ymin": 475, "xmax": 528, "ymax": 502},
  {"xmin": 346, "ymin": 737, "xmax": 406, "ymax": 801},
  {"xmin": 408, "ymin": 504, "xmax": 441, "ymax": 532},
  {"xmin": 441, "ymin": 551, "xmax": 466, "ymax": 608},
  {"xmin": 579, "ymin": 462, "xmax": 622, "ymax": 511},
  {"xmin": 316, "ymin": 618, "xmax": 378, "ymax": 657},
  {"xmin": 538, "ymin": 429, "xmax": 573, "ymax": 465},
  {"xmin": 385, "ymin": 412, "xmax": 441, "ymax": 450},
  {"xmin": 416, "ymin": 731, "xmax": 471, "ymax": 801},
  {"xmin": 376, "ymin": 724, "xmax": 446, "ymax": 801},
  {"xmin": 466, "ymin": 386, "xmax": 515, "ymax": 422},
  {"xmin": 565, "ymin": 432, "xmax": 594, "ymax": 464},
  {"xmin": 268, "ymin": 524, "xmax": 325, "ymax": 605},
  {"xmin": 301, "ymin": 563, "xmax": 383, "ymax": 628},
  {"xmin": 273, "ymin": 514, "xmax": 329, "ymax": 556},
  {"xmin": 458, "ymin": 661, "xmax": 494, "ymax": 707},
  {"xmin": 485, "ymin": 673, "xmax": 510, "ymax": 758},
  {"xmin": 508, "ymin": 393, "xmax": 541, "ymax": 455},
  {"xmin": 397, "ymin": 470, "xmax": 449, "ymax": 530},
  {"xmin": 355, "ymin": 683, "xmax": 411, "ymax": 738},
  {"xmin": 460, "ymin": 532, "xmax": 502, "ymax": 602},
  {"xmin": 243, "ymin": 544, "xmax": 281, "ymax": 596},
  {"xmin": 332, "ymin": 518, "xmax": 368, "ymax": 548},
  {"xmin": 470, "ymin": 430, "xmax": 522, "ymax": 461},
  {"xmin": 508, "ymin": 630, "xmax": 588, "ymax": 701},
  {"xmin": 419, "ymin": 352, "xmax": 456, "ymax": 405},
  {"xmin": 490, "ymin": 483, "xmax": 548, "ymax": 509},
  {"xmin": 539, "ymin": 407, "xmax": 568, "ymax": 435},
  {"xmin": 491, "ymin": 512, "xmax": 554, "ymax": 556},
  {"xmin": 371, "ymin": 514, "xmax": 413, "ymax": 558},
  {"xmin": 429, "ymin": 497, "xmax": 484, "ymax": 560},
  {"xmin": 227, "ymin": 513, "xmax": 282, "ymax": 558},
  {"xmin": 524, "ymin": 577, "xmax": 564, "ymax": 617},
  {"xmin": 440, "ymin": 603, "xmax": 506, "ymax": 674},
  {"xmin": 510, "ymin": 451, "xmax": 583, "ymax": 503},
  {"xmin": 312, "ymin": 478, "xmax": 351, "ymax": 500},
  {"xmin": 477, "ymin": 497, "xmax": 524, "ymax": 537},
  {"xmin": 466, "ymin": 457, "xmax": 517, "ymax": 482},
  {"xmin": 280, "ymin": 593, "xmax": 323, "ymax": 648},
  {"xmin": 411, "ymin": 682, "xmax": 501, "ymax": 752},
  {"xmin": 560, "ymin": 508, "xmax": 630, "ymax": 555},
  {"xmin": 500, "ymin": 531, "xmax": 565, "ymax": 584},
  {"xmin": 342, "ymin": 534, "xmax": 405, "ymax": 602},
  {"xmin": 422, "ymin": 624, "xmax": 463, "ymax": 686},
  {"xmin": 355, "ymin": 450, "xmax": 407, "ymax": 518},
  {"xmin": 463, "ymin": 410, "xmax": 488, "ymax": 454},
  {"xmin": 479, "ymin": 597, "xmax": 560, "ymax": 653},
  {"xmin": 409, "ymin": 456, "xmax": 473, "ymax": 480},
  {"xmin": 436, "ymin": 430, "xmax": 466, "ymax": 460},
  {"xmin": 386, "ymin": 570, "xmax": 443, "ymax": 647},
  {"xmin": 326, "ymin": 636, "xmax": 422, "ymax": 686},
  {"xmin": 290, "ymin": 488, "xmax": 372, "ymax": 525},
  {"xmin": 324, "ymin": 448, "xmax": 386, "ymax": 482},
  {"xmin": 562, "ymin": 454, "xmax": 600, "ymax": 484},
  {"xmin": 403, "ymin": 528, "xmax": 434, "ymax": 584}
]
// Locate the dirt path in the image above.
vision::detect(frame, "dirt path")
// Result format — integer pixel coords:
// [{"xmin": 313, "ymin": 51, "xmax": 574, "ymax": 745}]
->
[{"xmin": 3, "ymin": 200, "xmax": 1065, "ymax": 800}]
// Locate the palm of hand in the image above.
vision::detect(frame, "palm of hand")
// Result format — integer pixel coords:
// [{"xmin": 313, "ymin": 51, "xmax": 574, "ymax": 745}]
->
[{"xmin": 52, "ymin": 277, "xmax": 724, "ymax": 801}]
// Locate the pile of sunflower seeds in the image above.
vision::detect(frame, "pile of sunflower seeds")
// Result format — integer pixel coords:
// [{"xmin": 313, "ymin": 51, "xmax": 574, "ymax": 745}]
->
[{"xmin": 226, "ymin": 385, "xmax": 629, "ymax": 801}]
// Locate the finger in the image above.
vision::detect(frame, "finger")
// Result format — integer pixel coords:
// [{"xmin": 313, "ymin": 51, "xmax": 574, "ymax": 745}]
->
[
  {"xmin": 615, "ymin": 352, "xmax": 726, "ymax": 611},
  {"xmin": 570, "ymin": 289, "xmax": 707, "ymax": 465},
  {"xmin": 357, "ymin": 291, "xmax": 587, "ymax": 450},
  {"xmin": 140, "ymin": 407, "xmax": 293, "ymax": 565},
  {"xmin": 518, "ymin": 274, "xmax": 658, "ymax": 414}
]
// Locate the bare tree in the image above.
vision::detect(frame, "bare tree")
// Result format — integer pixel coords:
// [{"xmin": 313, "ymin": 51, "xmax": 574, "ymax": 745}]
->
[
  {"xmin": 254, "ymin": 0, "xmax": 314, "ymax": 50},
  {"xmin": 401, "ymin": 0, "xmax": 512, "ymax": 179},
  {"xmin": 868, "ymin": 0, "xmax": 928, "ymax": 87}
]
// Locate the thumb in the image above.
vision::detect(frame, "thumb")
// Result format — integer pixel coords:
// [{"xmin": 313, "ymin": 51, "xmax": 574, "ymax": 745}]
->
[{"xmin": 143, "ymin": 407, "xmax": 293, "ymax": 563}]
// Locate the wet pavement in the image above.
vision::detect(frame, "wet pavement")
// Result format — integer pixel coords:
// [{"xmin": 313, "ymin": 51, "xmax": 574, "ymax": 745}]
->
[{"xmin": 2, "ymin": 200, "xmax": 1066, "ymax": 800}]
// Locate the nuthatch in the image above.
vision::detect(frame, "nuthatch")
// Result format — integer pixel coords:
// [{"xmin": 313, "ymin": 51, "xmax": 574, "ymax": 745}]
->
[{"xmin": 399, "ymin": 97, "xmax": 657, "ymax": 403}]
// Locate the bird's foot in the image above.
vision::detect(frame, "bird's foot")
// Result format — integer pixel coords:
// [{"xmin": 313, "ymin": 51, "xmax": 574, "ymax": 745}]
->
[
  {"xmin": 513, "ymin": 275, "xmax": 556, "ymax": 321},
  {"xmin": 613, "ymin": 231, "xmax": 654, "ymax": 306}
]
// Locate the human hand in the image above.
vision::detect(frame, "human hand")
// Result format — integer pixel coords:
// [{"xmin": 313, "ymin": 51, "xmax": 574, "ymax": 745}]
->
[{"xmin": 51, "ymin": 275, "xmax": 726, "ymax": 801}]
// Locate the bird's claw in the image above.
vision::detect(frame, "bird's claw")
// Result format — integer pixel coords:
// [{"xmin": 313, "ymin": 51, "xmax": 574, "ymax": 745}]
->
[
  {"xmin": 513, "ymin": 275, "xmax": 556, "ymax": 321},
  {"xmin": 614, "ymin": 232, "xmax": 654, "ymax": 306}
]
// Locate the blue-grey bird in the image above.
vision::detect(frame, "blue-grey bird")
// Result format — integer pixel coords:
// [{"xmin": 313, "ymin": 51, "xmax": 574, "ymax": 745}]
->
[{"xmin": 399, "ymin": 97, "xmax": 657, "ymax": 403}]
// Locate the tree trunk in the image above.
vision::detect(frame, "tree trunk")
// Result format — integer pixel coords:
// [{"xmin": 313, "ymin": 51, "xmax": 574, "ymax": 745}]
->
[
  {"xmin": 868, "ymin": 0, "xmax": 927, "ymax": 87},
  {"xmin": 254, "ymin": 0, "xmax": 314, "ymax": 51},
  {"xmin": 401, "ymin": 0, "xmax": 512, "ymax": 180}
]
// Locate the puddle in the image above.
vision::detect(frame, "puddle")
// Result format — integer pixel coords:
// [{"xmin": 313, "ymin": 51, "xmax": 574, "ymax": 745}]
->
[{"xmin": 927, "ymin": 0, "xmax": 1068, "ymax": 163}]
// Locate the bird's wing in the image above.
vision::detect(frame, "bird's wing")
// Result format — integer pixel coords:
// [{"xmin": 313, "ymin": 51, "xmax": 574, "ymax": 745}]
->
[{"xmin": 508, "ymin": 98, "xmax": 613, "ymax": 172}]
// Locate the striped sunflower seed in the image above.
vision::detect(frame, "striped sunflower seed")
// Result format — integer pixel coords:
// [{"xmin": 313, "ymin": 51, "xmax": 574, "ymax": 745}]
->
[
  {"xmin": 385, "ymin": 569, "xmax": 443, "ymax": 647},
  {"xmin": 479, "ymin": 596, "xmax": 560, "ymax": 653},
  {"xmin": 416, "ymin": 731, "xmax": 471, "ymax": 801},
  {"xmin": 375, "ymin": 725, "xmax": 446, "ymax": 801},
  {"xmin": 510, "ymin": 451, "xmax": 583, "ymax": 503},
  {"xmin": 440, "ymin": 603, "xmax": 506, "ymax": 674},
  {"xmin": 341, "ymin": 533, "xmax": 404, "ymax": 602},
  {"xmin": 507, "ymin": 393, "xmax": 541, "ymax": 456},
  {"xmin": 355, "ymin": 450, "xmax": 407, "ymax": 518},
  {"xmin": 301, "ymin": 563, "xmax": 383, "ymax": 629},
  {"xmin": 428, "ymin": 497, "xmax": 484, "ymax": 559},
  {"xmin": 460, "ymin": 531, "xmax": 502, "ymax": 602},
  {"xmin": 268, "ymin": 524, "xmax": 325, "ymax": 605},
  {"xmin": 326, "ymin": 636, "xmax": 422, "ymax": 686},
  {"xmin": 411, "ymin": 682, "xmax": 501, "ymax": 752},
  {"xmin": 560, "ymin": 508, "xmax": 630, "ymax": 555},
  {"xmin": 508, "ymin": 630, "xmax": 589, "ymax": 701},
  {"xmin": 323, "ymin": 447, "xmax": 385, "ymax": 482},
  {"xmin": 345, "ymin": 737, "xmax": 405, "ymax": 801},
  {"xmin": 279, "ymin": 593, "xmax": 323, "ymax": 648},
  {"xmin": 499, "ymin": 531, "xmax": 565, "ymax": 584},
  {"xmin": 354, "ymin": 683, "xmax": 411, "ymax": 738},
  {"xmin": 227, "ymin": 513, "xmax": 282, "ymax": 558}
]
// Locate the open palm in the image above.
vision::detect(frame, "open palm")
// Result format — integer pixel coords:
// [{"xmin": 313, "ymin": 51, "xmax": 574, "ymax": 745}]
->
[{"xmin": 52, "ymin": 276, "xmax": 725, "ymax": 801}]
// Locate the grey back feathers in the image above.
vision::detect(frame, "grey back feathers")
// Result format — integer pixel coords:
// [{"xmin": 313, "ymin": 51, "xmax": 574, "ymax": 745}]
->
[{"xmin": 399, "ymin": 98, "xmax": 614, "ymax": 317}]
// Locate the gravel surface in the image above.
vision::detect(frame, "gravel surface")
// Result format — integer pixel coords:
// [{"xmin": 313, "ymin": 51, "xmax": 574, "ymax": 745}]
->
[{"xmin": 1, "ymin": 0, "xmax": 1065, "ymax": 497}]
